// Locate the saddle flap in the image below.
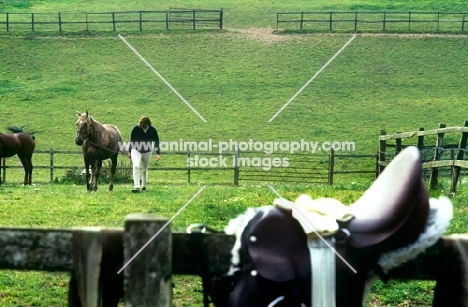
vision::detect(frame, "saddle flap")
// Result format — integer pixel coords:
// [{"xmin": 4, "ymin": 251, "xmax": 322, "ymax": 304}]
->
[
  {"xmin": 347, "ymin": 146, "xmax": 429, "ymax": 250},
  {"xmin": 246, "ymin": 207, "xmax": 311, "ymax": 282}
]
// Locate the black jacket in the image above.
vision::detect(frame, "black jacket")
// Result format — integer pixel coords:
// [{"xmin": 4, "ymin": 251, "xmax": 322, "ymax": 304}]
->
[{"xmin": 128, "ymin": 125, "xmax": 160, "ymax": 154}]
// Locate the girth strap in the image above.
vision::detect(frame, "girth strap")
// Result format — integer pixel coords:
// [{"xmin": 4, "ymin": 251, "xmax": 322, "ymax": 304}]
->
[{"xmin": 308, "ymin": 237, "xmax": 336, "ymax": 307}]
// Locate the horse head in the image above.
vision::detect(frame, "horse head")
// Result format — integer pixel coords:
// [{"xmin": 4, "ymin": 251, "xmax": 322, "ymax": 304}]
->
[{"xmin": 75, "ymin": 110, "xmax": 92, "ymax": 146}]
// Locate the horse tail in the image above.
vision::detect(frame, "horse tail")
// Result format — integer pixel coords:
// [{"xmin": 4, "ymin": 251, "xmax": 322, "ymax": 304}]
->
[
  {"xmin": 6, "ymin": 125, "xmax": 25, "ymax": 133},
  {"xmin": 6, "ymin": 125, "xmax": 36, "ymax": 139}
]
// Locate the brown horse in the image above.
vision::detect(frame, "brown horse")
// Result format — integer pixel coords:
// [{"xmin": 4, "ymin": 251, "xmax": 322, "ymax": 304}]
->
[
  {"xmin": 0, "ymin": 126, "xmax": 36, "ymax": 185},
  {"xmin": 75, "ymin": 110, "xmax": 125, "ymax": 191}
]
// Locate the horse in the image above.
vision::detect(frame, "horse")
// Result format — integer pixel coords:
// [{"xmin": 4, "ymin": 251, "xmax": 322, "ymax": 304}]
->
[
  {"xmin": 0, "ymin": 126, "xmax": 36, "ymax": 185},
  {"xmin": 75, "ymin": 110, "xmax": 125, "ymax": 192}
]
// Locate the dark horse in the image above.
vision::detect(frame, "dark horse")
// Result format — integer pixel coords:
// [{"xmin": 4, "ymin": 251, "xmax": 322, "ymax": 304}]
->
[
  {"xmin": 0, "ymin": 126, "xmax": 36, "ymax": 185},
  {"xmin": 75, "ymin": 110, "xmax": 125, "ymax": 191}
]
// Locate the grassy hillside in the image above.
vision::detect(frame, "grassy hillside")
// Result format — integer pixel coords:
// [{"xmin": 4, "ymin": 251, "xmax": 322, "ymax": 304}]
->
[
  {"xmin": 2, "ymin": 31, "xmax": 468, "ymax": 184},
  {"xmin": 2, "ymin": 34, "xmax": 468, "ymax": 149}
]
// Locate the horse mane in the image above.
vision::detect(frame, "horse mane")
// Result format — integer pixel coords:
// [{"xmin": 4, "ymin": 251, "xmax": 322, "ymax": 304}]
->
[
  {"xmin": 6, "ymin": 125, "xmax": 36, "ymax": 139},
  {"xmin": 89, "ymin": 115, "xmax": 103, "ymax": 126}
]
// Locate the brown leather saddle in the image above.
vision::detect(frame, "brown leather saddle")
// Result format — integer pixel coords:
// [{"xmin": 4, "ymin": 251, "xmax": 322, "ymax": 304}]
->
[{"xmin": 225, "ymin": 146, "xmax": 430, "ymax": 307}]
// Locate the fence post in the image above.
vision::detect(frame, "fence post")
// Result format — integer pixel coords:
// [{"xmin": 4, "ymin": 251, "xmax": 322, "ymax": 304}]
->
[
  {"xmin": 112, "ymin": 12, "xmax": 116, "ymax": 31},
  {"xmin": 463, "ymin": 12, "xmax": 466, "ymax": 31},
  {"xmin": 450, "ymin": 120, "xmax": 468, "ymax": 194},
  {"xmin": 429, "ymin": 123, "xmax": 446, "ymax": 190},
  {"xmin": 166, "ymin": 10, "xmax": 169, "ymax": 30},
  {"xmin": 58, "ymin": 12, "xmax": 62, "ymax": 32},
  {"xmin": 379, "ymin": 130, "xmax": 387, "ymax": 174},
  {"xmin": 355, "ymin": 11, "xmax": 358, "ymax": 30},
  {"xmin": 234, "ymin": 147, "xmax": 239, "ymax": 185},
  {"xmin": 123, "ymin": 214, "xmax": 172, "ymax": 307},
  {"xmin": 417, "ymin": 127, "xmax": 425, "ymax": 151},
  {"xmin": 329, "ymin": 11, "xmax": 333, "ymax": 30},
  {"xmin": 383, "ymin": 11, "xmax": 386, "ymax": 30},
  {"xmin": 31, "ymin": 13, "xmax": 34, "ymax": 31},
  {"xmin": 408, "ymin": 11, "xmax": 411, "ymax": 30},
  {"xmin": 6, "ymin": 13, "xmax": 9, "ymax": 31},
  {"xmin": 192, "ymin": 9, "xmax": 196, "ymax": 30},
  {"xmin": 86, "ymin": 13, "xmax": 89, "ymax": 31},
  {"xmin": 328, "ymin": 149, "xmax": 334, "ymax": 185},
  {"xmin": 49, "ymin": 148, "xmax": 54, "ymax": 182},
  {"xmin": 139, "ymin": 11, "xmax": 142, "ymax": 31},
  {"xmin": 395, "ymin": 132, "xmax": 402, "ymax": 155},
  {"xmin": 220, "ymin": 8, "xmax": 223, "ymax": 30},
  {"xmin": 437, "ymin": 11, "xmax": 440, "ymax": 31}
]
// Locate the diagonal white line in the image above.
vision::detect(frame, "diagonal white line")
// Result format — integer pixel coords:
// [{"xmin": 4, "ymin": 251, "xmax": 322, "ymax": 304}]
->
[
  {"xmin": 268, "ymin": 34, "xmax": 357, "ymax": 122},
  {"xmin": 268, "ymin": 185, "xmax": 357, "ymax": 273},
  {"xmin": 117, "ymin": 186, "xmax": 206, "ymax": 274},
  {"xmin": 118, "ymin": 34, "xmax": 207, "ymax": 123}
]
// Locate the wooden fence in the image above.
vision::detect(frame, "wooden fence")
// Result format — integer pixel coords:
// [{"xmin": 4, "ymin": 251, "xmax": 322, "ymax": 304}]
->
[
  {"xmin": 0, "ymin": 214, "xmax": 463, "ymax": 306},
  {"xmin": 379, "ymin": 121, "xmax": 468, "ymax": 194},
  {"xmin": 237, "ymin": 150, "xmax": 377, "ymax": 184},
  {"xmin": 0, "ymin": 9, "xmax": 223, "ymax": 32},
  {"xmin": 277, "ymin": 11, "xmax": 467, "ymax": 32},
  {"xmin": 0, "ymin": 149, "xmax": 378, "ymax": 186}
]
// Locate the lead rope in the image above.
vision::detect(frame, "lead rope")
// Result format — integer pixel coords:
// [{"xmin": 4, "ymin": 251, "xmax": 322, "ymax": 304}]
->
[{"xmin": 308, "ymin": 236, "xmax": 336, "ymax": 307}]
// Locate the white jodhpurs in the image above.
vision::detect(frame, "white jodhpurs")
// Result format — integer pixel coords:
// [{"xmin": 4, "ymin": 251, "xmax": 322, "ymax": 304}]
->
[{"xmin": 130, "ymin": 149, "xmax": 152, "ymax": 189}]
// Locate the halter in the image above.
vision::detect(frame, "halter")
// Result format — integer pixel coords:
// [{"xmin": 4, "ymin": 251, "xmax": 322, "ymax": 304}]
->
[
  {"xmin": 76, "ymin": 125, "xmax": 122, "ymax": 155},
  {"xmin": 76, "ymin": 128, "xmax": 88, "ymax": 141}
]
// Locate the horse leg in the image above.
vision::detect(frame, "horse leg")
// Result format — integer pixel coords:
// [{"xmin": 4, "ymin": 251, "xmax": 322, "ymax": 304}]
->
[
  {"xmin": 109, "ymin": 154, "xmax": 117, "ymax": 191},
  {"xmin": 90, "ymin": 159, "xmax": 97, "ymax": 191},
  {"xmin": 93, "ymin": 160, "xmax": 102, "ymax": 192},
  {"xmin": 18, "ymin": 154, "xmax": 29, "ymax": 186},
  {"xmin": 26, "ymin": 159, "xmax": 33, "ymax": 185},
  {"xmin": 24, "ymin": 152, "xmax": 33, "ymax": 185},
  {"xmin": 84, "ymin": 158, "xmax": 91, "ymax": 191}
]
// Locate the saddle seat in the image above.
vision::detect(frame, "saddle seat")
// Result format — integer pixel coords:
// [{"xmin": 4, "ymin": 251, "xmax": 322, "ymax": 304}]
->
[{"xmin": 346, "ymin": 146, "xmax": 429, "ymax": 251}]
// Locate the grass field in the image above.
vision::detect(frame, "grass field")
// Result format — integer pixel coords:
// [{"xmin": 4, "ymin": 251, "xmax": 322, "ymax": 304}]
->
[
  {"xmin": 1, "ymin": 31, "xmax": 468, "ymax": 184},
  {"xmin": 1, "ymin": 0, "xmax": 468, "ymax": 306}
]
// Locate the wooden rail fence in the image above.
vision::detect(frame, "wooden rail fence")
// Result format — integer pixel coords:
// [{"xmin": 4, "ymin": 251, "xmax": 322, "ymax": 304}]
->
[
  {"xmin": 0, "ymin": 214, "xmax": 463, "ymax": 306},
  {"xmin": 379, "ymin": 121, "xmax": 468, "ymax": 194},
  {"xmin": 0, "ymin": 149, "xmax": 378, "ymax": 185},
  {"xmin": 277, "ymin": 11, "xmax": 467, "ymax": 32},
  {"xmin": 0, "ymin": 9, "xmax": 223, "ymax": 32}
]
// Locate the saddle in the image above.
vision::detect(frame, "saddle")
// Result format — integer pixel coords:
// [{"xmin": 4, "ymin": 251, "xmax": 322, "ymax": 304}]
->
[{"xmin": 212, "ymin": 146, "xmax": 452, "ymax": 307}]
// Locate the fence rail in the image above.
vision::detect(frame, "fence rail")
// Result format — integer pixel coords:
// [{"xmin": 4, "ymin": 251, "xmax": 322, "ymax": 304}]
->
[
  {"xmin": 277, "ymin": 11, "xmax": 467, "ymax": 32},
  {"xmin": 379, "ymin": 120, "xmax": 468, "ymax": 194},
  {"xmin": 0, "ymin": 9, "xmax": 223, "ymax": 32},
  {"xmin": 0, "ymin": 215, "xmax": 463, "ymax": 306},
  {"xmin": 0, "ymin": 149, "xmax": 378, "ymax": 186}
]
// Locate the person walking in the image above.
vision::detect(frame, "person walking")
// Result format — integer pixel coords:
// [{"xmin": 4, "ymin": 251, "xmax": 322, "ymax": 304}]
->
[{"xmin": 127, "ymin": 116, "xmax": 160, "ymax": 193}]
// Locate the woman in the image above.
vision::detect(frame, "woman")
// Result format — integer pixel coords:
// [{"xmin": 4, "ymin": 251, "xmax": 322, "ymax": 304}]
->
[{"xmin": 127, "ymin": 116, "xmax": 160, "ymax": 193}]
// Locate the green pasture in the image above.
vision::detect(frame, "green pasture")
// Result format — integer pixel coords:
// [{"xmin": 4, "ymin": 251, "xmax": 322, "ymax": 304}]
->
[
  {"xmin": 1, "ymin": 32, "xmax": 468, "ymax": 181},
  {"xmin": 1, "ymin": 0, "xmax": 468, "ymax": 306}
]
